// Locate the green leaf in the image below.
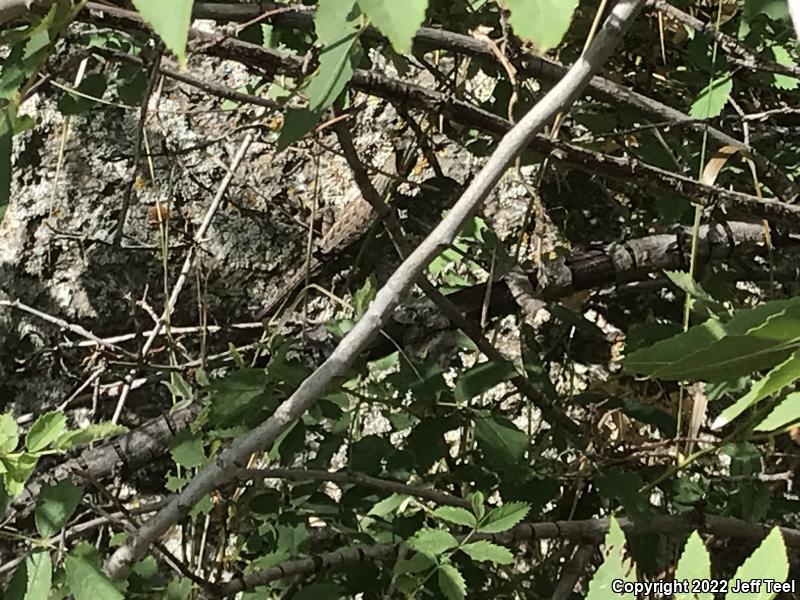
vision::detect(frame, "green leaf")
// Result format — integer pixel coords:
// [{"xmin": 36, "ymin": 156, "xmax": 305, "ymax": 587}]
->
[
  {"xmin": 315, "ymin": 0, "xmax": 359, "ymax": 45},
  {"xmin": 163, "ymin": 577, "xmax": 192, "ymax": 600},
  {"xmin": 460, "ymin": 540, "xmax": 514, "ymax": 565},
  {"xmin": 689, "ymin": 73, "xmax": 733, "ymax": 119},
  {"xmin": 130, "ymin": 0, "xmax": 193, "ymax": 66},
  {"xmin": 294, "ymin": 583, "xmax": 343, "ymax": 600},
  {"xmin": 755, "ymin": 391, "xmax": 800, "ymax": 432},
  {"xmin": 454, "ymin": 360, "xmax": 515, "ymax": 403},
  {"xmin": 64, "ymin": 554, "xmax": 123, "ymax": 600},
  {"xmin": 504, "ymin": 0, "xmax": 579, "ymax": 52},
  {"xmin": 674, "ymin": 532, "xmax": 712, "ymax": 600},
  {"xmin": 595, "ymin": 468, "xmax": 652, "ymax": 522},
  {"xmin": 772, "ymin": 46, "xmax": 799, "ymax": 90},
  {"xmin": 0, "ymin": 412, "xmax": 19, "ymax": 454},
  {"xmin": 743, "ymin": 0, "xmax": 789, "ymax": 22},
  {"xmin": 35, "ymin": 480, "xmax": 83, "ymax": 538},
  {"xmin": 469, "ymin": 491, "xmax": 485, "ymax": 521},
  {"xmin": 6, "ymin": 550, "xmax": 51, "ymax": 600},
  {"xmin": 116, "ymin": 65, "xmax": 147, "ymax": 105},
  {"xmin": 56, "ymin": 73, "xmax": 108, "ymax": 115},
  {"xmin": 624, "ymin": 296, "xmax": 800, "ymax": 381},
  {"xmin": 25, "ymin": 412, "xmax": 66, "ymax": 453},
  {"xmin": 277, "ymin": 108, "xmax": 320, "ymax": 152},
  {"xmin": 474, "ymin": 414, "xmax": 528, "ymax": 467},
  {"xmin": 437, "ymin": 563, "xmax": 466, "ymax": 600},
  {"xmin": 357, "ymin": 0, "xmax": 427, "ymax": 54},
  {"xmin": 478, "ymin": 501, "xmax": 529, "ymax": 534},
  {"xmin": 54, "ymin": 422, "xmax": 127, "ymax": 451},
  {"xmin": 306, "ymin": 30, "xmax": 359, "ymax": 112},
  {"xmin": 585, "ymin": 517, "xmax": 635, "ymax": 599},
  {"xmin": 368, "ymin": 492, "xmax": 408, "ymax": 517},
  {"xmin": 394, "ymin": 551, "xmax": 436, "ymax": 580},
  {"xmin": 432, "ymin": 506, "xmax": 476, "ymax": 528},
  {"xmin": 712, "ymin": 349, "xmax": 800, "ymax": 430},
  {"xmin": 133, "ymin": 555, "xmax": 158, "ymax": 579},
  {"xmin": 164, "ymin": 373, "xmax": 193, "ymax": 401},
  {"xmin": 353, "ymin": 275, "xmax": 376, "ymax": 318},
  {"xmin": 664, "ymin": 270, "xmax": 725, "ymax": 317},
  {"xmin": 1, "ymin": 452, "xmax": 38, "ymax": 497},
  {"xmin": 407, "ymin": 528, "xmax": 458, "ymax": 555},
  {"xmin": 207, "ymin": 368, "xmax": 270, "ymax": 428},
  {"xmin": 169, "ymin": 430, "xmax": 205, "ymax": 468},
  {"xmin": 727, "ymin": 527, "xmax": 788, "ymax": 600}
]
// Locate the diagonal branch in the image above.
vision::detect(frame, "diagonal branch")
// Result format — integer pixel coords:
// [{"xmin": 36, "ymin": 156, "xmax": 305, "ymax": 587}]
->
[{"xmin": 103, "ymin": 0, "xmax": 647, "ymax": 579}]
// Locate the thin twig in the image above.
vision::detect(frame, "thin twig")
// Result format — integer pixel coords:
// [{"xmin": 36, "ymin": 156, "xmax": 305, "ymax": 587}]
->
[
  {"xmin": 111, "ymin": 133, "xmax": 254, "ymax": 423},
  {"xmin": 113, "ymin": 49, "xmax": 163, "ymax": 246}
]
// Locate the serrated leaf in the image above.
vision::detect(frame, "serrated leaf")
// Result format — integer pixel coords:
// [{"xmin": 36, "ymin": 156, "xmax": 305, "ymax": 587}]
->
[
  {"xmin": 504, "ymin": 0, "xmax": 579, "ymax": 52},
  {"xmin": 689, "ymin": 73, "xmax": 733, "ymax": 119},
  {"xmin": 169, "ymin": 430, "xmax": 205, "ymax": 468},
  {"xmin": 306, "ymin": 30, "xmax": 359, "ymax": 112},
  {"xmin": 133, "ymin": 556, "xmax": 158, "ymax": 579},
  {"xmin": 454, "ymin": 360, "xmax": 515, "ymax": 403},
  {"xmin": 407, "ymin": 528, "xmax": 458, "ymax": 555},
  {"xmin": 755, "ymin": 391, "xmax": 800, "ymax": 431},
  {"xmin": 675, "ymin": 532, "xmax": 712, "ymax": 600},
  {"xmin": 460, "ymin": 540, "xmax": 514, "ymax": 564},
  {"xmin": 478, "ymin": 501, "xmax": 529, "ymax": 534},
  {"xmin": 6, "ymin": 550, "xmax": 51, "ymax": 600},
  {"xmin": 432, "ymin": 506, "xmax": 476, "ymax": 528},
  {"xmin": 727, "ymin": 528, "xmax": 788, "ymax": 600},
  {"xmin": 585, "ymin": 517, "xmax": 635, "ymax": 600},
  {"xmin": 713, "ymin": 349, "xmax": 800, "ymax": 430},
  {"xmin": 65, "ymin": 555, "xmax": 123, "ymax": 600},
  {"xmin": 1, "ymin": 452, "xmax": 38, "ymax": 497},
  {"xmin": 437, "ymin": 563, "xmax": 466, "ymax": 600},
  {"xmin": 164, "ymin": 577, "xmax": 192, "ymax": 600},
  {"xmin": 357, "ymin": 0, "xmax": 427, "ymax": 54},
  {"xmin": 208, "ymin": 368, "xmax": 269, "ymax": 428},
  {"xmin": 394, "ymin": 551, "xmax": 436, "ymax": 576},
  {"xmin": 35, "ymin": 480, "xmax": 83, "ymax": 538},
  {"xmin": 130, "ymin": 0, "xmax": 192, "ymax": 66},
  {"xmin": 25, "ymin": 412, "xmax": 66, "ymax": 453}
]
